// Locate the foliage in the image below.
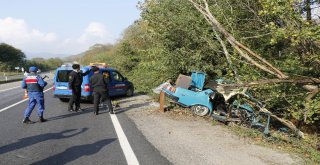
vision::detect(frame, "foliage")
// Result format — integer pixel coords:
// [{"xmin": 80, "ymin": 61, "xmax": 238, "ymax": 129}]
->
[
  {"xmin": 0, "ymin": 43, "xmax": 63, "ymax": 72},
  {"xmin": 230, "ymin": 125, "xmax": 320, "ymax": 164},
  {"xmin": 78, "ymin": 0, "xmax": 320, "ymax": 130},
  {"xmin": 0, "ymin": 43, "xmax": 26, "ymax": 71},
  {"xmin": 25, "ymin": 57, "xmax": 63, "ymax": 72}
]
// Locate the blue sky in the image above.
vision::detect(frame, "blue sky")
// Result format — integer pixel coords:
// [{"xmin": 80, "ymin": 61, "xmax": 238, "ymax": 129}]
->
[{"xmin": 0, "ymin": 0, "xmax": 141, "ymax": 57}]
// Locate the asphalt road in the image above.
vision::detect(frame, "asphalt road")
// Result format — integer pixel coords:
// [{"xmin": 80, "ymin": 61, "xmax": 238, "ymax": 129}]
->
[{"xmin": 0, "ymin": 80, "xmax": 171, "ymax": 165}]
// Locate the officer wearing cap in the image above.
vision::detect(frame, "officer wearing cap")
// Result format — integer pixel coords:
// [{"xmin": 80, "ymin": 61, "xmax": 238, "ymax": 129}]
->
[
  {"xmin": 21, "ymin": 66, "xmax": 48, "ymax": 124},
  {"xmin": 90, "ymin": 66, "xmax": 114, "ymax": 115},
  {"xmin": 68, "ymin": 64, "xmax": 91, "ymax": 112}
]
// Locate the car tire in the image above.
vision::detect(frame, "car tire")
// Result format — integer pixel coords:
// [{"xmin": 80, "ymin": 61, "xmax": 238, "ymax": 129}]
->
[
  {"xmin": 59, "ymin": 98, "xmax": 70, "ymax": 102},
  {"xmin": 191, "ymin": 105, "xmax": 209, "ymax": 116},
  {"xmin": 125, "ymin": 87, "xmax": 134, "ymax": 97}
]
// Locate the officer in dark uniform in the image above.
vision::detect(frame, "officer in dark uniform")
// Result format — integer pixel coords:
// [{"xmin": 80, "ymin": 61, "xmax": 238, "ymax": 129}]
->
[
  {"xmin": 68, "ymin": 64, "xmax": 91, "ymax": 112},
  {"xmin": 22, "ymin": 66, "xmax": 47, "ymax": 124},
  {"xmin": 89, "ymin": 66, "xmax": 114, "ymax": 115}
]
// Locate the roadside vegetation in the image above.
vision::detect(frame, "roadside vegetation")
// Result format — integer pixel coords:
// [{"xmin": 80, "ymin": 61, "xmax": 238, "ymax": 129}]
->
[
  {"xmin": 0, "ymin": 43, "xmax": 63, "ymax": 72},
  {"xmin": 79, "ymin": 0, "xmax": 320, "ymax": 163},
  {"xmin": 230, "ymin": 124, "xmax": 320, "ymax": 164}
]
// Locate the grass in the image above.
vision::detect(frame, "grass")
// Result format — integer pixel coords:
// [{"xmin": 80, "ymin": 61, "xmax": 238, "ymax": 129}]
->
[
  {"xmin": 0, "ymin": 72, "xmax": 22, "ymax": 76},
  {"xmin": 150, "ymin": 92, "xmax": 320, "ymax": 163},
  {"xmin": 229, "ymin": 125, "xmax": 320, "ymax": 164},
  {"xmin": 0, "ymin": 78, "xmax": 23, "ymax": 84}
]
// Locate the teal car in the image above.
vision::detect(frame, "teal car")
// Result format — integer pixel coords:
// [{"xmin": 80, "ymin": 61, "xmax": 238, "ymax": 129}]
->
[{"xmin": 162, "ymin": 72, "xmax": 216, "ymax": 116}]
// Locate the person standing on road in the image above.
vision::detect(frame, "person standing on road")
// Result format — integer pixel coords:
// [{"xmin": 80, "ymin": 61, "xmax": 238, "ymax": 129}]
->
[
  {"xmin": 68, "ymin": 64, "xmax": 91, "ymax": 112},
  {"xmin": 22, "ymin": 66, "xmax": 47, "ymax": 124},
  {"xmin": 90, "ymin": 66, "xmax": 114, "ymax": 115}
]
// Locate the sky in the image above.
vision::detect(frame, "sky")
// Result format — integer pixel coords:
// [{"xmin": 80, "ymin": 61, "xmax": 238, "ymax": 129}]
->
[{"xmin": 0, "ymin": 0, "xmax": 141, "ymax": 58}]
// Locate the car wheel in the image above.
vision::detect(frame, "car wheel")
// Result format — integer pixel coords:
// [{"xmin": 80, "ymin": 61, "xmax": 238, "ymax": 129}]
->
[
  {"xmin": 191, "ymin": 105, "xmax": 209, "ymax": 116},
  {"xmin": 59, "ymin": 98, "xmax": 70, "ymax": 102},
  {"xmin": 126, "ymin": 87, "xmax": 134, "ymax": 97}
]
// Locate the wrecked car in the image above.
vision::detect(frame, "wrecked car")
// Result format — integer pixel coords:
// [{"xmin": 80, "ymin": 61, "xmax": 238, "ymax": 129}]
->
[{"xmin": 161, "ymin": 71, "xmax": 270, "ymax": 134}]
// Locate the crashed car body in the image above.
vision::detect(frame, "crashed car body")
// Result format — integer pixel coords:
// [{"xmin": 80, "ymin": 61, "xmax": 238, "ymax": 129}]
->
[
  {"xmin": 162, "ymin": 71, "xmax": 271, "ymax": 135},
  {"xmin": 162, "ymin": 72, "xmax": 215, "ymax": 116}
]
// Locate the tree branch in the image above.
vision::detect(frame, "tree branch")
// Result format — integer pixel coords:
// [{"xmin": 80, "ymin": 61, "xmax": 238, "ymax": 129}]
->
[
  {"xmin": 188, "ymin": 0, "xmax": 288, "ymax": 79},
  {"xmin": 220, "ymin": 78, "xmax": 320, "ymax": 88}
]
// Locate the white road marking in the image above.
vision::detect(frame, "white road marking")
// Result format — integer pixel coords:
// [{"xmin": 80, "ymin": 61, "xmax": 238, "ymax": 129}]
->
[
  {"xmin": 0, "ymin": 87, "xmax": 53, "ymax": 113},
  {"xmin": 110, "ymin": 114, "xmax": 140, "ymax": 165},
  {"xmin": 0, "ymin": 86, "xmax": 20, "ymax": 92}
]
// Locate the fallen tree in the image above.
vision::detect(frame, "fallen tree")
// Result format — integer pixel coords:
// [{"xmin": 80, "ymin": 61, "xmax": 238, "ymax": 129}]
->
[
  {"xmin": 188, "ymin": 0, "xmax": 320, "ymax": 138},
  {"xmin": 220, "ymin": 78, "xmax": 320, "ymax": 88},
  {"xmin": 216, "ymin": 85, "xmax": 307, "ymax": 139},
  {"xmin": 188, "ymin": 0, "xmax": 288, "ymax": 79}
]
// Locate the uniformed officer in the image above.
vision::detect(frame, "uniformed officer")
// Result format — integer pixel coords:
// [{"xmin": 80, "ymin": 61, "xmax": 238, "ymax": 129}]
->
[
  {"xmin": 90, "ymin": 66, "xmax": 114, "ymax": 115},
  {"xmin": 22, "ymin": 66, "xmax": 47, "ymax": 124},
  {"xmin": 68, "ymin": 64, "xmax": 91, "ymax": 112}
]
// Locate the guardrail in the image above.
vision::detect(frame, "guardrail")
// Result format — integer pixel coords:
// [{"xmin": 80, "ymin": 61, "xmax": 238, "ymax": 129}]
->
[
  {"xmin": 0, "ymin": 74, "xmax": 24, "ymax": 84},
  {"xmin": 0, "ymin": 71, "xmax": 54, "ymax": 84}
]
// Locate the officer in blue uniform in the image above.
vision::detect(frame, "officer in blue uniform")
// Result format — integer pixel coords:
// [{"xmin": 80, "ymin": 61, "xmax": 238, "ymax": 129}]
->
[
  {"xmin": 22, "ymin": 66, "xmax": 48, "ymax": 124},
  {"xmin": 68, "ymin": 64, "xmax": 91, "ymax": 112}
]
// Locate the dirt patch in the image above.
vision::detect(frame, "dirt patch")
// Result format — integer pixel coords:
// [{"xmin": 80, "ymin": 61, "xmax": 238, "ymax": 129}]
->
[{"xmin": 117, "ymin": 95, "xmax": 304, "ymax": 165}]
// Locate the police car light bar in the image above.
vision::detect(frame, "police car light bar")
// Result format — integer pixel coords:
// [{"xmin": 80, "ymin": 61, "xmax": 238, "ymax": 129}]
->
[{"xmin": 89, "ymin": 62, "xmax": 108, "ymax": 68}]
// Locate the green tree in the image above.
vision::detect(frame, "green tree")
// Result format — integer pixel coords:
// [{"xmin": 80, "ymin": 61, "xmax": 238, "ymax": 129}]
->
[
  {"xmin": 0, "ymin": 43, "xmax": 26, "ymax": 71},
  {"xmin": 45, "ymin": 57, "xmax": 64, "ymax": 69}
]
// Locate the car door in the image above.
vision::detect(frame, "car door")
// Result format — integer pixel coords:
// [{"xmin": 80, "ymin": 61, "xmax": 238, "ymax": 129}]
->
[
  {"xmin": 109, "ymin": 71, "xmax": 127, "ymax": 96},
  {"xmin": 54, "ymin": 69, "xmax": 72, "ymax": 96}
]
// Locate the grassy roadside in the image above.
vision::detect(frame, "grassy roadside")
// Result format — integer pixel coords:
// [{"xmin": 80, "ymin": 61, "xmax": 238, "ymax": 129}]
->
[
  {"xmin": 0, "ymin": 78, "xmax": 23, "ymax": 84},
  {"xmin": 0, "ymin": 72, "xmax": 22, "ymax": 76},
  {"xmin": 159, "ymin": 104, "xmax": 319, "ymax": 163},
  {"xmin": 149, "ymin": 91, "xmax": 319, "ymax": 164},
  {"xmin": 229, "ymin": 125, "xmax": 320, "ymax": 164}
]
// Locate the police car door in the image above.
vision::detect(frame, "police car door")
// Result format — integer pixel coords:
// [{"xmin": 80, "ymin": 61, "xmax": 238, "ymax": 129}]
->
[
  {"xmin": 54, "ymin": 69, "xmax": 72, "ymax": 95},
  {"xmin": 109, "ymin": 71, "xmax": 127, "ymax": 96}
]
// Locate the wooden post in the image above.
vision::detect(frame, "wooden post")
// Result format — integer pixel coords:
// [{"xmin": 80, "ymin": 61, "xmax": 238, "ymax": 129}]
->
[{"xmin": 159, "ymin": 91, "xmax": 165, "ymax": 112}]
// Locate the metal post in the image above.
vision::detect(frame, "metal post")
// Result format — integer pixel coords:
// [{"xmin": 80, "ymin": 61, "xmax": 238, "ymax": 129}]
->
[{"xmin": 160, "ymin": 91, "xmax": 165, "ymax": 112}]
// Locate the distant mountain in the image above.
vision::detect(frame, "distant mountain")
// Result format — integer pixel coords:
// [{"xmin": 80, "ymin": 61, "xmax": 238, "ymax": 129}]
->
[
  {"xmin": 63, "ymin": 43, "xmax": 112, "ymax": 63},
  {"xmin": 63, "ymin": 52, "xmax": 85, "ymax": 62},
  {"xmin": 25, "ymin": 52, "xmax": 70, "ymax": 59}
]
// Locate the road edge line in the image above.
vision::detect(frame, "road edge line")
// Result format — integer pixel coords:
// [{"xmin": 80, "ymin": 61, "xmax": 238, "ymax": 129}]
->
[
  {"xmin": 0, "ymin": 86, "xmax": 21, "ymax": 92},
  {"xmin": 110, "ymin": 114, "xmax": 140, "ymax": 165},
  {"xmin": 0, "ymin": 87, "xmax": 53, "ymax": 113}
]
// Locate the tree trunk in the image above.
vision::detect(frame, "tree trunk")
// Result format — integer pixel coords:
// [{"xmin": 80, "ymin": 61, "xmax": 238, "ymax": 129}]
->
[
  {"xmin": 188, "ymin": 0, "xmax": 288, "ymax": 79},
  {"xmin": 305, "ymin": 0, "xmax": 312, "ymax": 21},
  {"xmin": 244, "ymin": 98, "xmax": 305, "ymax": 138},
  {"xmin": 302, "ymin": 85, "xmax": 319, "ymax": 122},
  {"xmin": 261, "ymin": 107, "xmax": 305, "ymax": 138},
  {"xmin": 220, "ymin": 78, "xmax": 320, "ymax": 88},
  {"xmin": 212, "ymin": 29, "xmax": 241, "ymax": 82}
]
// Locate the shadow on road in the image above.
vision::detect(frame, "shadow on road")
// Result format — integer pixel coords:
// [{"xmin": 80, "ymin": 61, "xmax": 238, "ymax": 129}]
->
[
  {"xmin": 0, "ymin": 128, "xmax": 88, "ymax": 155},
  {"xmin": 30, "ymin": 138, "xmax": 117, "ymax": 165},
  {"xmin": 115, "ymin": 102, "xmax": 152, "ymax": 114},
  {"xmin": 46, "ymin": 107, "xmax": 95, "ymax": 121}
]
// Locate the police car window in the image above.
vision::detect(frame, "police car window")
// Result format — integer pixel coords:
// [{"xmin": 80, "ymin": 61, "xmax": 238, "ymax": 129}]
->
[
  {"xmin": 111, "ymin": 71, "xmax": 123, "ymax": 81},
  {"xmin": 57, "ymin": 70, "xmax": 72, "ymax": 82},
  {"xmin": 102, "ymin": 71, "xmax": 111, "ymax": 81}
]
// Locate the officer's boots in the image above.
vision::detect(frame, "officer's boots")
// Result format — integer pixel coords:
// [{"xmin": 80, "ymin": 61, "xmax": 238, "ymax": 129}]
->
[
  {"xmin": 22, "ymin": 117, "xmax": 33, "ymax": 124},
  {"xmin": 75, "ymin": 106, "xmax": 83, "ymax": 112},
  {"xmin": 68, "ymin": 106, "xmax": 74, "ymax": 112},
  {"xmin": 38, "ymin": 116, "xmax": 47, "ymax": 123}
]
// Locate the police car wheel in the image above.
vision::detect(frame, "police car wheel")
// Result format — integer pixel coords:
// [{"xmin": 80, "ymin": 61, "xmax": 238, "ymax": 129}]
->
[
  {"xmin": 59, "ymin": 98, "xmax": 70, "ymax": 102},
  {"xmin": 126, "ymin": 88, "xmax": 134, "ymax": 97}
]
